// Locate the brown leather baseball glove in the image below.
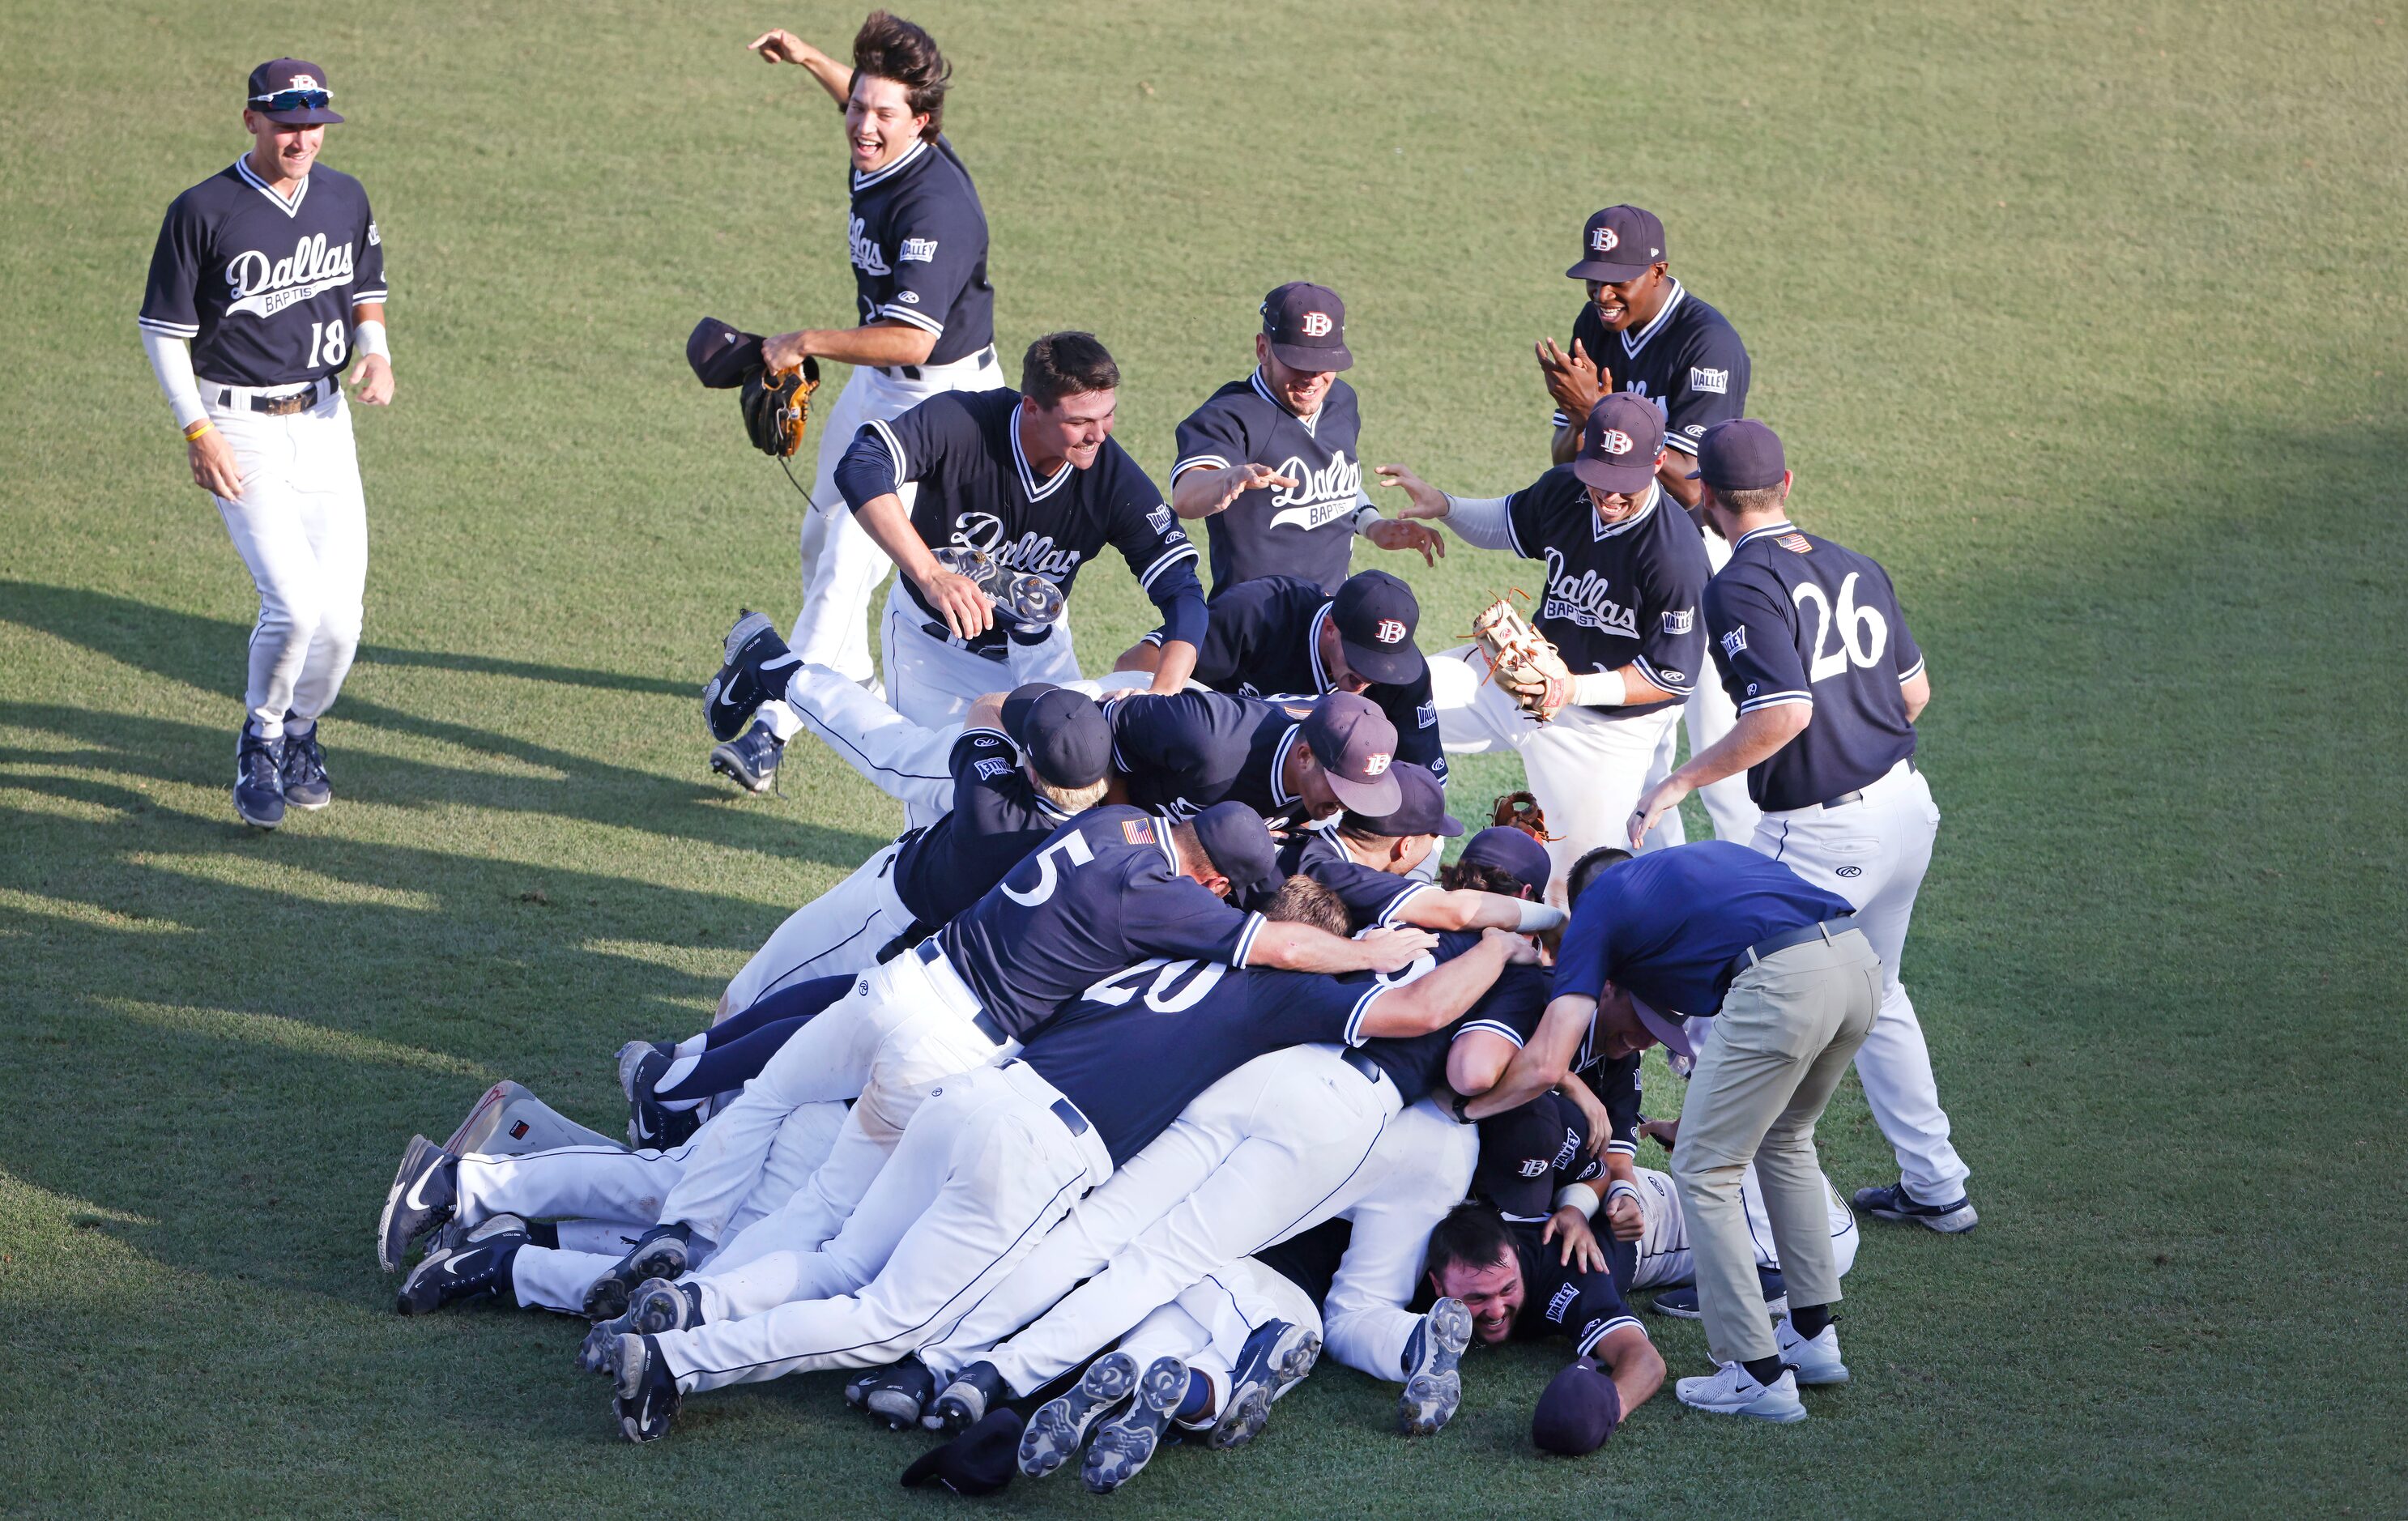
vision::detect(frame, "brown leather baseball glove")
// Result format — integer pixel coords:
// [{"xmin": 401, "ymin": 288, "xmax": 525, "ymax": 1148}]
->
[
  {"xmin": 1469, "ymin": 597, "xmax": 1572, "ymax": 720},
  {"xmin": 740, "ymin": 356, "xmax": 820, "ymax": 458}
]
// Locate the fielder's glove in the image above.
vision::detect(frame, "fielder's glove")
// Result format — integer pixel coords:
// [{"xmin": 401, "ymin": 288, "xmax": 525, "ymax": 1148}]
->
[
  {"xmin": 740, "ymin": 357, "xmax": 820, "ymax": 458},
  {"xmin": 1469, "ymin": 597, "xmax": 1572, "ymax": 720},
  {"xmin": 1493, "ymin": 789, "xmax": 1555, "ymax": 842}
]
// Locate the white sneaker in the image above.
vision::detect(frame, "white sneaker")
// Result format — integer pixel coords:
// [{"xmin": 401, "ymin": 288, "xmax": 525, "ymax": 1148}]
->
[
  {"xmin": 1675, "ymin": 1362, "xmax": 1808, "ymax": 1422},
  {"xmin": 1775, "ymin": 1319, "xmax": 1851, "ymax": 1386}
]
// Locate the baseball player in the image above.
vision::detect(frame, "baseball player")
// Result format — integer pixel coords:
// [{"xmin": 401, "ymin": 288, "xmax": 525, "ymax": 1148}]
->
[
  {"xmin": 1630, "ymin": 419, "xmax": 1975, "ymax": 1231},
  {"xmin": 720, "ymin": 334, "xmax": 1206, "ymax": 816},
  {"xmin": 1277, "ymin": 768, "xmax": 1563, "ymax": 939},
  {"xmin": 139, "ymin": 58, "xmax": 392, "ymax": 829},
  {"xmin": 1536, "ymin": 205, "xmax": 1759, "ymax": 844},
  {"xmin": 588, "ymin": 885, "xmax": 1517, "ymax": 1443},
  {"xmin": 1169, "ymin": 283, "xmax": 1443, "ymax": 595},
  {"xmin": 594, "ymin": 803, "xmax": 1428, "ymax": 1306},
  {"xmin": 1104, "ymin": 688, "xmax": 1401, "ymax": 827},
  {"xmin": 1375, "ymin": 394, "xmax": 1711, "ymax": 882},
  {"xmin": 910, "ymin": 922, "xmax": 1551, "ymax": 1449},
  {"xmin": 1114, "ymin": 569, "xmax": 1447, "ymax": 786},
  {"xmin": 720, "ymin": 15, "xmax": 1004, "ymax": 790},
  {"xmin": 699, "ymin": 660, "xmax": 1112, "ymax": 1020}
]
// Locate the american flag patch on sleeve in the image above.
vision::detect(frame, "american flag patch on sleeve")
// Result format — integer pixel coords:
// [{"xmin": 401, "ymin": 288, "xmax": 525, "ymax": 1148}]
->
[{"xmin": 1122, "ymin": 818, "xmax": 1155, "ymax": 846}]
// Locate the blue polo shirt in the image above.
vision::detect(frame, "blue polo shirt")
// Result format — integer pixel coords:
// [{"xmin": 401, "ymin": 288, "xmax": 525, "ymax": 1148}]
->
[{"xmin": 1553, "ymin": 841, "xmax": 1852, "ymax": 1018}]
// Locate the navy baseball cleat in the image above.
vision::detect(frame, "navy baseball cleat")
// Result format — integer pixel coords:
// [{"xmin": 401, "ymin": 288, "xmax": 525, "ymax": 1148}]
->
[
  {"xmin": 709, "ymin": 719, "xmax": 785, "ymax": 795},
  {"xmin": 1652, "ymin": 1268, "xmax": 1788, "ymax": 1321},
  {"xmin": 582, "ymin": 1223, "xmax": 693, "ymax": 1320},
  {"xmin": 1020, "ymin": 1351, "xmax": 1138, "ymax": 1479},
  {"xmin": 279, "ymin": 715, "xmax": 332, "ymax": 809},
  {"xmin": 581, "ymin": 1277, "xmax": 705, "ymax": 1370},
  {"xmin": 1210, "ymin": 1319, "xmax": 1319, "ymax": 1451},
  {"xmin": 616, "ymin": 1041, "xmax": 702, "ymax": 1151},
  {"xmin": 847, "ymin": 1360, "xmax": 940, "ymax": 1431},
  {"xmin": 1082, "ymin": 1355, "xmax": 1187, "ymax": 1494},
  {"xmin": 701, "ymin": 609, "xmax": 799, "ymax": 743},
  {"xmin": 376, "ymin": 1134, "xmax": 458, "ymax": 1272},
  {"xmin": 233, "ymin": 726, "xmax": 286, "ymax": 829},
  {"xmin": 928, "ymin": 1361, "xmax": 1008, "ymax": 1434},
  {"xmin": 611, "ymin": 1334, "xmax": 683, "ymax": 1442},
  {"xmin": 1853, "ymin": 1181, "xmax": 1979, "ymax": 1233},
  {"xmin": 1398, "ymin": 1296, "xmax": 1472, "ymax": 1436},
  {"xmin": 395, "ymin": 1214, "xmax": 526, "ymax": 1315}
]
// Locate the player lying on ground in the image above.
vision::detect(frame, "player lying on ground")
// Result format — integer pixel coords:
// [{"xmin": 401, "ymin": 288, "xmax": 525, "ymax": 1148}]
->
[{"xmin": 582, "ymin": 883, "xmax": 1528, "ymax": 1443}]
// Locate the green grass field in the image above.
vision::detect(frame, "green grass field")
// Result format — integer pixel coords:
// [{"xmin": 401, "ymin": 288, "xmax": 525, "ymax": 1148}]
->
[{"xmin": 4, "ymin": 1, "xmax": 2404, "ymax": 1514}]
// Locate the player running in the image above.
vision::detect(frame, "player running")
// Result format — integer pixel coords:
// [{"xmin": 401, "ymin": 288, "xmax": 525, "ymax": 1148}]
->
[
  {"xmin": 1169, "ymin": 283, "xmax": 1442, "ymax": 595},
  {"xmin": 1375, "ymin": 394, "xmax": 1711, "ymax": 883},
  {"xmin": 1630, "ymin": 419, "xmax": 1975, "ymax": 1232},
  {"xmin": 719, "ymin": 13, "xmax": 1006, "ymax": 794},
  {"xmin": 139, "ymin": 58, "xmax": 393, "ymax": 829}
]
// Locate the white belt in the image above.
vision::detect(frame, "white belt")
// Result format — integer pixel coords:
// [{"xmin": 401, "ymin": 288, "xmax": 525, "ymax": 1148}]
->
[{"xmin": 996, "ymin": 1059, "xmax": 1115, "ymax": 1186}]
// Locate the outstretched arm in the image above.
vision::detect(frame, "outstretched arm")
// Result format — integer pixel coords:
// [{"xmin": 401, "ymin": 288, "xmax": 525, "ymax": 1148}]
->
[
  {"xmin": 750, "ymin": 27, "xmax": 854, "ymax": 104},
  {"xmin": 1464, "ymin": 991, "xmax": 1594, "ymax": 1119},
  {"xmin": 1356, "ymin": 928, "xmax": 1538, "ymax": 1038},
  {"xmin": 1245, "ymin": 922, "xmax": 1436, "ymax": 976}
]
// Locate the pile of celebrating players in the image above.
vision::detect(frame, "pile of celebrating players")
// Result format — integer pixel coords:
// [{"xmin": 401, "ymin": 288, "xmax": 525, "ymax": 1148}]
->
[{"xmin": 364, "ymin": 11, "xmax": 1980, "ymax": 1496}]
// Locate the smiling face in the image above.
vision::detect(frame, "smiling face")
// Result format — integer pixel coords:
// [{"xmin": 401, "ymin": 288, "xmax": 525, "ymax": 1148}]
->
[
  {"xmin": 242, "ymin": 112, "xmax": 324, "ymax": 185},
  {"xmin": 1431, "ymin": 1250, "xmax": 1525, "ymax": 1344},
  {"xmin": 1019, "ymin": 389, "xmax": 1117, "ymax": 474},
  {"xmin": 1585, "ymin": 265, "xmax": 1668, "ymax": 333},
  {"xmin": 1588, "ymin": 982, "xmax": 1660, "ymax": 1063},
  {"xmin": 1583, "ymin": 467, "xmax": 1661, "ymax": 527},
  {"xmin": 843, "ymin": 72, "xmax": 929, "ymax": 173},
  {"xmin": 1254, "ymin": 337, "xmax": 1336, "ymax": 418}
]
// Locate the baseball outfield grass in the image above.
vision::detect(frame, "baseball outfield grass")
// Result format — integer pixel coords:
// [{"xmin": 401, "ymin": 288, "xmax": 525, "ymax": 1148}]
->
[{"xmin": 3, "ymin": 2, "xmax": 2402, "ymax": 1515}]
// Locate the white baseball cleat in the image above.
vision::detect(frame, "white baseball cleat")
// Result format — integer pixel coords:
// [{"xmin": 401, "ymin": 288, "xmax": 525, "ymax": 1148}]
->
[{"xmin": 1675, "ymin": 1361, "xmax": 1808, "ymax": 1422}]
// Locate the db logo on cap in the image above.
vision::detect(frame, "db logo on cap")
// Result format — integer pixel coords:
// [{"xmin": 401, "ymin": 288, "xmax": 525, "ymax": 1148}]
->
[
  {"xmin": 286, "ymin": 73, "xmax": 322, "ymax": 90},
  {"xmin": 1363, "ymin": 752, "xmax": 1392, "ymax": 776},
  {"xmin": 1599, "ymin": 428, "xmax": 1634, "ymax": 455},
  {"xmin": 1592, "ymin": 227, "xmax": 1619, "ymax": 252},
  {"xmin": 1374, "ymin": 619, "xmax": 1407, "ymax": 644},
  {"xmin": 1300, "ymin": 311, "xmax": 1333, "ymax": 337}
]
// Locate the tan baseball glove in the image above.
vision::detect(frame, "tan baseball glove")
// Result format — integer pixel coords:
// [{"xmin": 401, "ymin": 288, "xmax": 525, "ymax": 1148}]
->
[
  {"xmin": 1493, "ymin": 790, "xmax": 1557, "ymax": 842},
  {"xmin": 1470, "ymin": 597, "xmax": 1573, "ymax": 720},
  {"xmin": 740, "ymin": 356, "xmax": 820, "ymax": 458}
]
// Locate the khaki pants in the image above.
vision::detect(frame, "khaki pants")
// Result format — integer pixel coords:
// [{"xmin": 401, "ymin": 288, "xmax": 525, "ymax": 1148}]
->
[{"xmin": 1670, "ymin": 928, "xmax": 1884, "ymax": 1365}]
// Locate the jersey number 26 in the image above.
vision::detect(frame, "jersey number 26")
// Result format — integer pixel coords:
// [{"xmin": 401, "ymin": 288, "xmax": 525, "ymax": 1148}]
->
[{"xmin": 1792, "ymin": 573, "xmax": 1888, "ymax": 683}]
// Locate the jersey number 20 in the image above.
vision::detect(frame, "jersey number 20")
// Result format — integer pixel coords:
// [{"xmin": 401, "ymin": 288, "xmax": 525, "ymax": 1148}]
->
[{"xmin": 1792, "ymin": 573, "xmax": 1888, "ymax": 682}]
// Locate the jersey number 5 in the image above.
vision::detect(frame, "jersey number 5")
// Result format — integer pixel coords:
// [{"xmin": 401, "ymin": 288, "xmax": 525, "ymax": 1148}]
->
[
  {"xmin": 1792, "ymin": 573, "xmax": 1888, "ymax": 682},
  {"xmin": 1001, "ymin": 833, "xmax": 1097, "ymax": 906}
]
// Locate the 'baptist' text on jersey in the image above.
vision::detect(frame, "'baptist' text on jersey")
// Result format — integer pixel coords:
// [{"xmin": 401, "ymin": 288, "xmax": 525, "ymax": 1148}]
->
[
  {"xmin": 1175, "ymin": 370, "xmax": 1370, "ymax": 594},
  {"xmin": 1502, "ymin": 475, "xmax": 1710, "ymax": 715}
]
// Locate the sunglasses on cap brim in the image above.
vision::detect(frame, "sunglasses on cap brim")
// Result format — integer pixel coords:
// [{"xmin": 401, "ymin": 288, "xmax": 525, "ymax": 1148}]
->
[{"xmin": 250, "ymin": 89, "xmax": 332, "ymax": 112}]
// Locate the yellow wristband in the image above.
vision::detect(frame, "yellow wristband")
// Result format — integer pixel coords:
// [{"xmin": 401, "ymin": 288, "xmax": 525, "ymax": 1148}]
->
[{"xmin": 183, "ymin": 420, "xmax": 215, "ymax": 441}]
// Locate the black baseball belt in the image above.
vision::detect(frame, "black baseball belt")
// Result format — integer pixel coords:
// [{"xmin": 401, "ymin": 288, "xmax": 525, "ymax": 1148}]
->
[
  {"xmin": 1724, "ymin": 915, "xmax": 1859, "ymax": 990},
  {"xmin": 1815, "ymin": 756, "xmax": 1917, "ymax": 811},
  {"xmin": 1340, "ymin": 1047, "xmax": 1383, "ymax": 1084},
  {"xmin": 915, "ymin": 939, "xmax": 1010, "ymax": 1046},
  {"xmin": 879, "ymin": 343, "xmax": 997, "ymax": 382},
  {"xmin": 1000, "ymin": 1059, "xmax": 1092, "ymax": 1136},
  {"xmin": 210, "ymin": 377, "xmax": 334, "ymax": 415}
]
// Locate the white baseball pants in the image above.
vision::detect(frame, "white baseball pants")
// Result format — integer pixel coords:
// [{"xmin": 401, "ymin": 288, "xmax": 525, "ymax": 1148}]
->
[
  {"xmin": 1315, "ymin": 1099, "xmax": 1481, "ymax": 1385},
  {"xmin": 1752, "ymin": 759, "xmax": 1968, "ymax": 1204},
  {"xmin": 1429, "ymin": 645, "xmax": 1684, "ymax": 888},
  {"xmin": 662, "ymin": 945, "xmax": 1012, "ymax": 1250},
  {"xmin": 1689, "ymin": 526, "xmax": 1762, "ymax": 842},
  {"xmin": 919, "ymin": 1046, "xmax": 1403, "ymax": 1395},
  {"xmin": 719, "ymin": 836, "xmax": 915, "ymax": 1015},
  {"xmin": 206, "ymin": 382, "xmax": 367, "ymax": 738},
  {"xmin": 1626, "ymin": 1163, "xmax": 1858, "ymax": 1293},
  {"xmin": 1120, "ymin": 1258, "xmax": 1323, "ymax": 1428},
  {"xmin": 877, "ymin": 586, "xmax": 1080, "ymax": 827},
  {"xmin": 657, "ymin": 1061, "xmax": 1110, "ymax": 1392}
]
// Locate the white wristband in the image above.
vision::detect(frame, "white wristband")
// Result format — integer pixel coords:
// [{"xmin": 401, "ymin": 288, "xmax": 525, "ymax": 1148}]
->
[
  {"xmin": 1352, "ymin": 505, "xmax": 1383, "ymax": 535},
  {"xmin": 1513, "ymin": 900, "xmax": 1567, "ymax": 933},
  {"xmin": 1570, "ymin": 668, "xmax": 1628, "ymax": 708},
  {"xmin": 1606, "ymin": 1180, "xmax": 1641, "ymax": 1208},
  {"xmin": 1554, "ymin": 1182, "xmax": 1601, "ymax": 1218},
  {"xmin": 356, "ymin": 319, "xmax": 390, "ymax": 360}
]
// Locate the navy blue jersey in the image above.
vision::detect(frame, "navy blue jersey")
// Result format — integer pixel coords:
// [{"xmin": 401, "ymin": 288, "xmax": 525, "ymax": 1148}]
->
[
  {"xmin": 1551, "ymin": 280, "xmax": 1750, "ymax": 461},
  {"xmin": 1474, "ymin": 1091, "xmax": 1608, "ymax": 1223},
  {"xmin": 938, "ymin": 806, "xmax": 1264, "ymax": 1040},
  {"xmin": 1023, "ymin": 957, "xmax": 1387, "ymax": 1164},
  {"xmin": 1509, "ymin": 1222, "xmax": 1640, "ymax": 1357},
  {"xmin": 845, "ymin": 136, "xmax": 993, "ymax": 366},
  {"xmin": 1358, "ymin": 931, "xmax": 1550, "ymax": 1105},
  {"xmin": 892, "ymin": 726, "xmax": 1077, "ymax": 926},
  {"xmin": 1158, "ymin": 575, "xmax": 1445, "ymax": 783},
  {"xmin": 1174, "ymin": 370, "xmax": 1370, "ymax": 593},
  {"xmin": 1554, "ymin": 841, "xmax": 1852, "ymax": 1018},
  {"xmin": 1276, "ymin": 830, "xmax": 1430, "ymax": 931},
  {"xmin": 1503, "ymin": 474, "xmax": 1709, "ymax": 714},
  {"xmin": 836, "ymin": 387, "xmax": 1205, "ymax": 658},
  {"xmin": 1105, "ymin": 690, "xmax": 1312, "ymax": 826},
  {"xmin": 1704, "ymin": 522, "xmax": 1924, "ymax": 812},
  {"xmin": 1570, "ymin": 1049, "xmax": 1644, "ymax": 1162},
  {"xmin": 139, "ymin": 160, "xmax": 388, "ymax": 387}
]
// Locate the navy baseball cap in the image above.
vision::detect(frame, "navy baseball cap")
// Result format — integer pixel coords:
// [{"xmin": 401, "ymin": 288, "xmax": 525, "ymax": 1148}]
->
[
  {"xmin": 247, "ymin": 59, "xmax": 343, "ymax": 125},
  {"xmin": 1566, "ymin": 205, "xmax": 1664, "ymax": 283},
  {"xmin": 687, "ymin": 317, "xmax": 765, "ymax": 390},
  {"xmin": 1531, "ymin": 1358, "xmax": 1624, "ymax": 1455},
  {"xmin": 1458, "ymin": 825, "xmax": 1551, "ymax": 898},
  {"xmin": 1330, "ymin": 570, "xmax": 1424, "ymax": 686},
  {"xmin": 1571, "ymin": 394, "xmax": 1666, "ymax": 495},
  {"xmin": 1000, "ymin": 684, "xmax": 1111, "ymax": 790},
  {"xmin": 1300, "ymin": 692, "xmax": 1402, "ymax": 816},
  {"xmin": 1689, "ymin": 418, "xmax": 1787, "ymax": 491},
  {"xmin": 1627, "ymin": 989, "xmax": 1694, "ymax": 1060},
  {"xmin": 1191, "ymin": 801, "xmax": 1284, "ymax": 911},
  {"xmin": 1261, "ymin": 282, "xmax": 1353, "ymax": 373},
  {"xmin": 900, "ymin": 1408, "xmax": 1024, "ymax": 1495},
  {"xmin": 1341, "ymin": 761, "xmax": 1460, "ymax": 839}
]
